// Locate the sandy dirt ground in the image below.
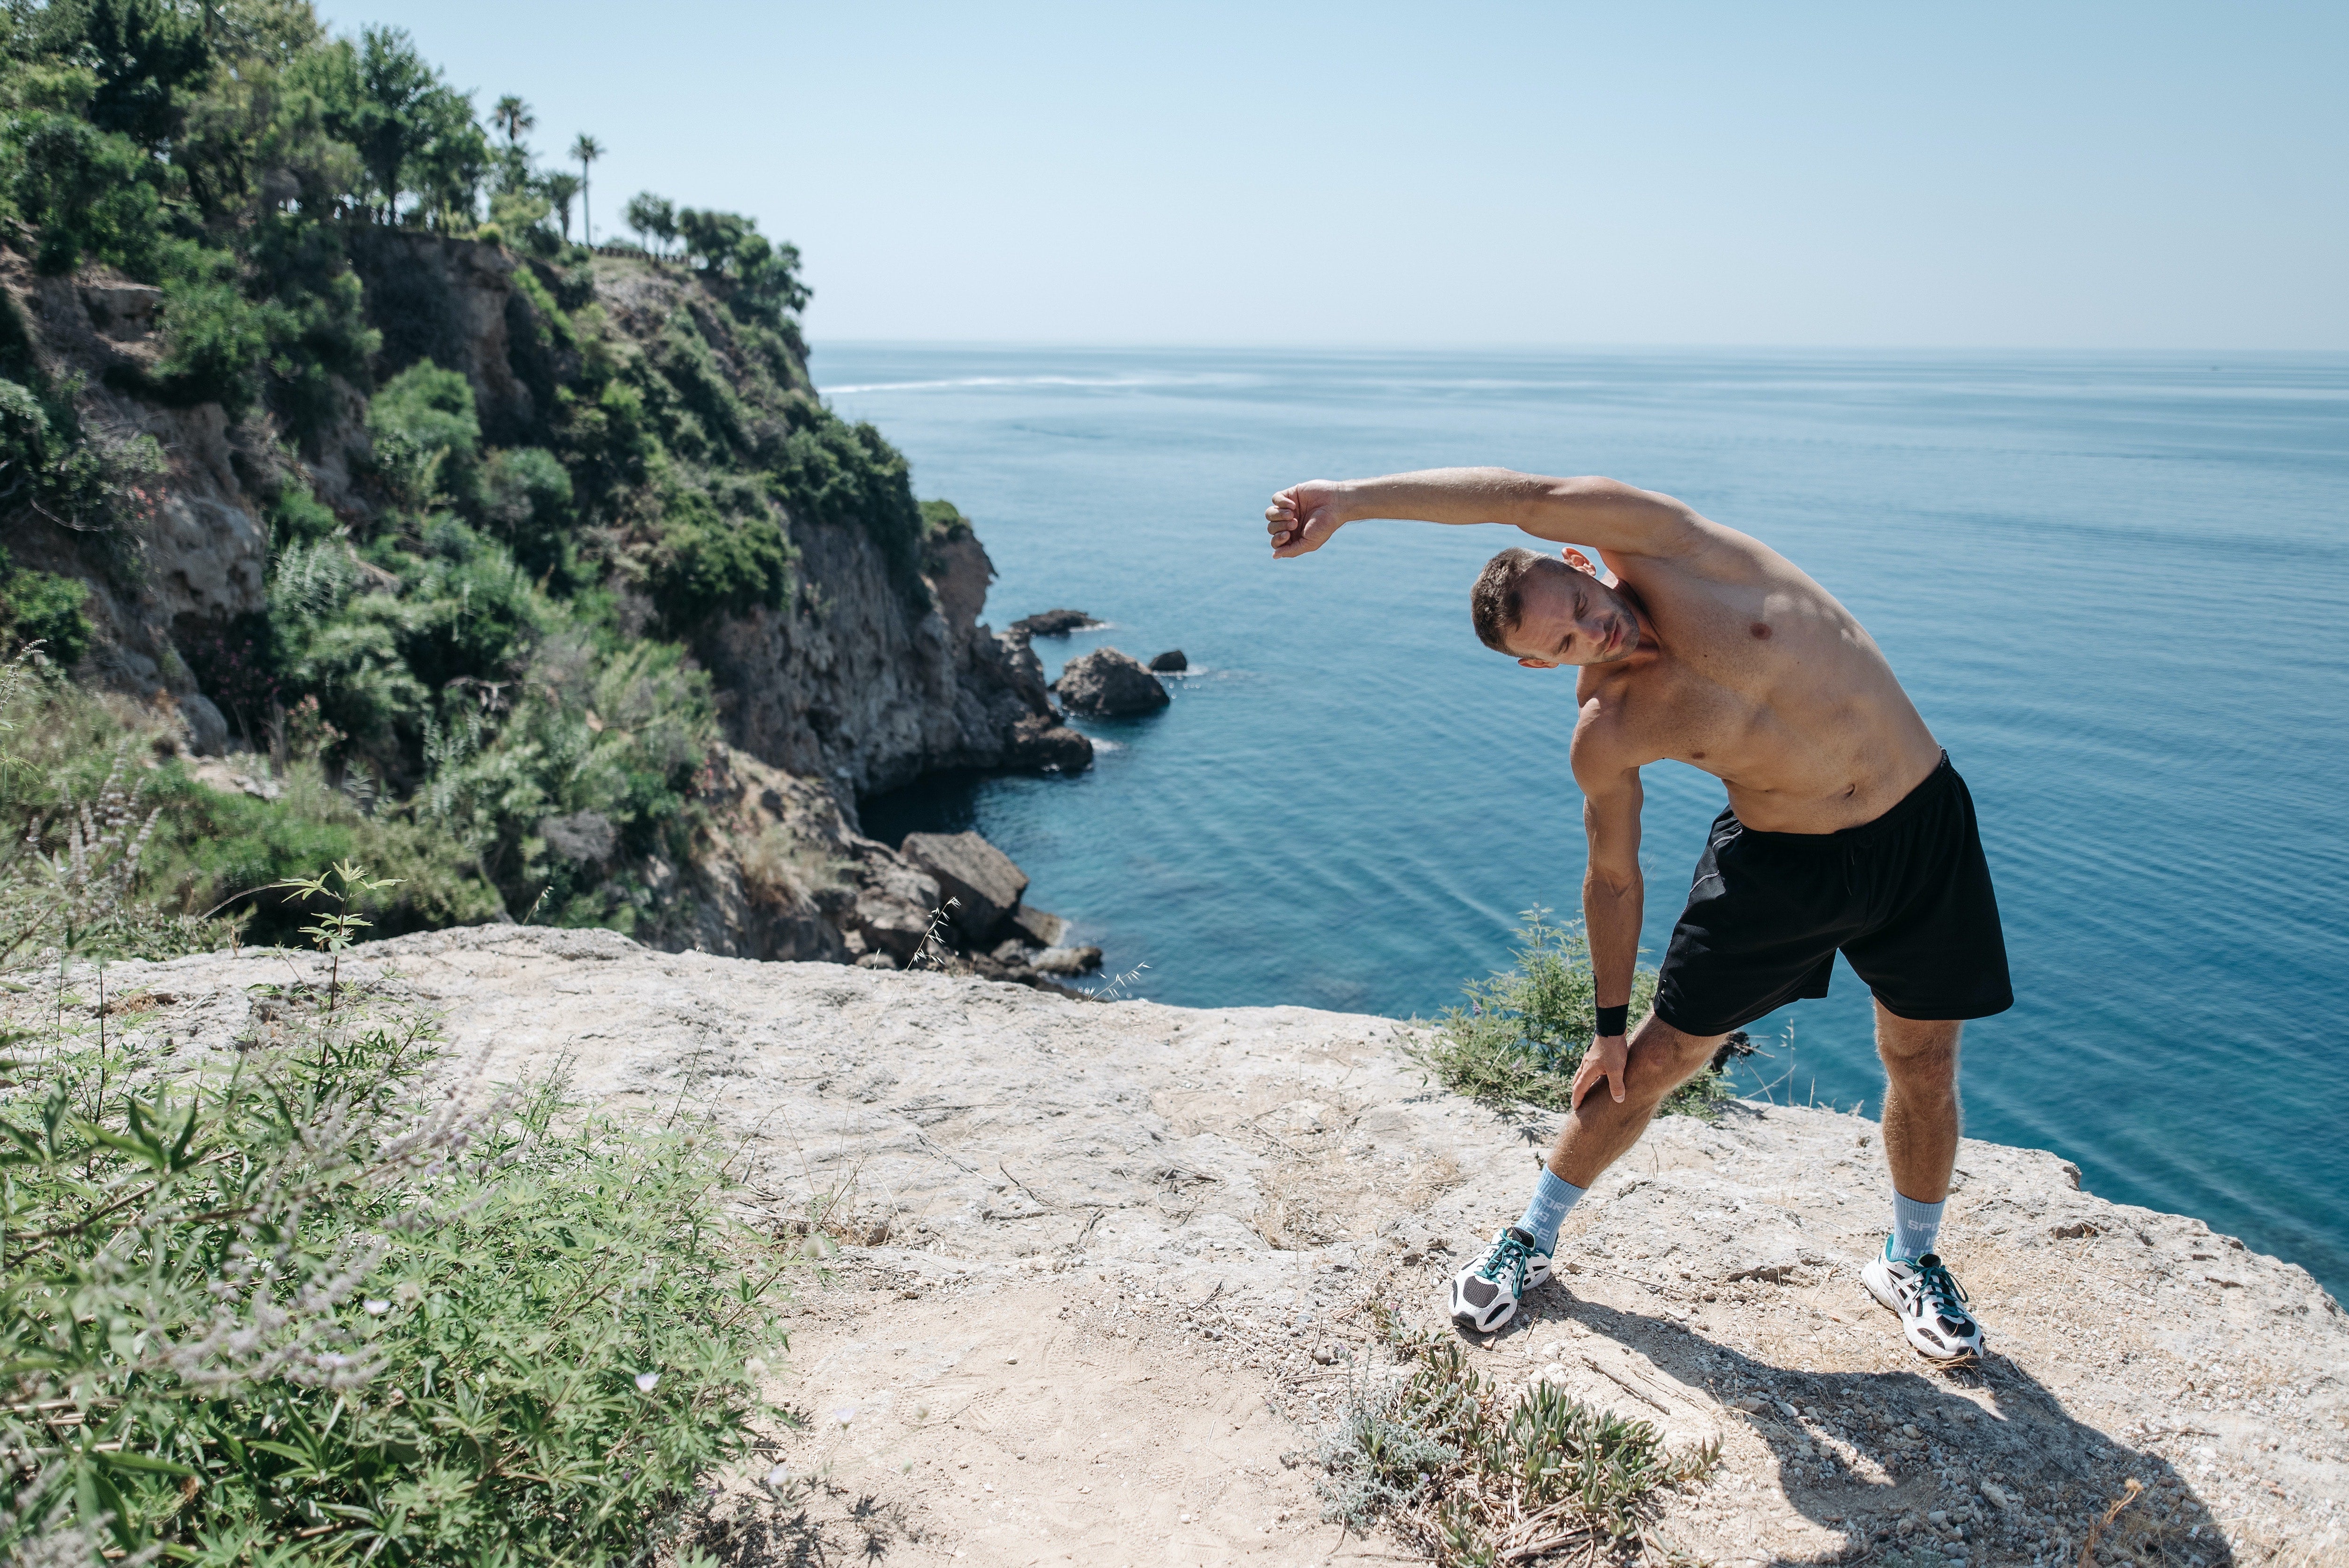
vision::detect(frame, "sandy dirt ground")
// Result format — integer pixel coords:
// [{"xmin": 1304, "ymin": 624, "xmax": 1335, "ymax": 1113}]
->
[{"xmin": 63, "ymin": 928, "xmax": 2349, "ymax": 1567}]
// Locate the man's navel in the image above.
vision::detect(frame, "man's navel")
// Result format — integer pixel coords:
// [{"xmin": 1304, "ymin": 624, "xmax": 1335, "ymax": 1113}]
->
[{"xmin": 1749, "ymin": 621, "xmax": 1772, "ymax": 639}]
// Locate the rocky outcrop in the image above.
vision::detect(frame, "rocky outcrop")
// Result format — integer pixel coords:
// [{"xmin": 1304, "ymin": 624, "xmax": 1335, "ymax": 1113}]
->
[
  {"xmin": 57, "ymin": 928, "xmax": 2349, "ymax": 1568},
  {"xmin": 1146, "ymin": 648, "xmax": 1187, "ymax": 673},
  {"xmin": 686, "ymin": 473, "xmax": 1092, "ymax": 796},
  {"xmin": 1052, "ymin": 645, "xmax": 1169, "ymax": 715},
  {"xmin": 901, "ymin": 831, "xmax": 1028, "ymax": 945},
  {"xmin": 655, "ymin": 745, "xmax": 1087, "ymax": 986},
  {"xmin": 0, "ymin": 250, "xmax": 291, "ymax": 745}
]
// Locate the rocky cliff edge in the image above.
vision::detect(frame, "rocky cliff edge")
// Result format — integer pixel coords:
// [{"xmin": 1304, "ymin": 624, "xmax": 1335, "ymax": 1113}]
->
[{"xmin": 61, "ymin": 927, "xmax": 2349, "ymax": 1568}]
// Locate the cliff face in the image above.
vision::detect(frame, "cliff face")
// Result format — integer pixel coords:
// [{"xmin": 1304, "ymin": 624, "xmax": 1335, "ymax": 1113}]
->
[
  {"xmin": 4, "ymin": 232, "xmax": 1079, "ymax": 799},
  {"xmin": 0, "ymin": 230, "xmax": 1081, "ymax": 967},
  {"xmin": 55, "ymin": 928, "xmax": 2349, "ymax": 1567}
]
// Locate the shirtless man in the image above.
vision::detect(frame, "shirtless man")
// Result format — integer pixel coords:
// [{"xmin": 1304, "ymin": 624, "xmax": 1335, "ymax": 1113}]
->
[{"xmin": 1266, "ymin": 469, "xmax": 2011, "ymax": 1362}]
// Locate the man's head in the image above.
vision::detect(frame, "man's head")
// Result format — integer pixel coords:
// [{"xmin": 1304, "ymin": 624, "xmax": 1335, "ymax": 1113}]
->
[{"xmin": 1470, "ymin": 546, "xmax": 1641, "ymax": 668}]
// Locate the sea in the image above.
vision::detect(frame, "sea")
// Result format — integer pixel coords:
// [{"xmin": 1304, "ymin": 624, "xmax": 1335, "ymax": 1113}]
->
[{"xmin": 816, "ymin": 344, "xmax": 2349, "ymax": 1299}]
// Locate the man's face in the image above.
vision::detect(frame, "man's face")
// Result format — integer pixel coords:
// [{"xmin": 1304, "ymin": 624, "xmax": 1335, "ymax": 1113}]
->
[{"xmin": 1508, "ymin": 563, "xmax": 1640, "ymax": 668}]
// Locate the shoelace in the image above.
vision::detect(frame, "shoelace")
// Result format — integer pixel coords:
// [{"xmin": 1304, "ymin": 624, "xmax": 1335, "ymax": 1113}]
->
[
  {"xmin": 1913, "ymin": 1257, "xmax": 1974, "ymax": 1327},
  {"xmin": 1476, "ymin": 1234, "xmax": 1532, "ymax": 1288}
]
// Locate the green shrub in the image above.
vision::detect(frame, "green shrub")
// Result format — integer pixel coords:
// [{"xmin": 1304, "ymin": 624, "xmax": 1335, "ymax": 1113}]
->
[
  {"xmin": 0, "ymin": 548, "xmax": 93, "ymax": 667},
  {"xmin": 368, "ymin": 360, "xmax": 481, "ymax": 506},
  {"xmin": 0, "ymin": 961, "xmax": 798, "ymax": 1564},
  {"xmin": 1416, "ymin": 907, "xmax": 1735, "ymax": 1118},
  {"xmin": 265, "ymin": 475, "xmax": 342, "ymax": 546},
  {"xmin": 153, "ymin": 276, "xmax": 273, "ymax": 415},
  {"xmin": 2, "ymin": 110, "xmax": 167, "ymax": 277},
  {"xmin": 648, "ymin": 483, "xmax": 792, "ymax": 630},
  {"xmin": 479, "ymin": 444, "xmax": 574, "ymax": 576}
]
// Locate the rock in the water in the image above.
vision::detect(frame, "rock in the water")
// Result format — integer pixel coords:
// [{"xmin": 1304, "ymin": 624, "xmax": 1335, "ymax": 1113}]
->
[
  {"xmin": 1011, "ymin": 904, "xmax": 1066, "ymax": 948},
  {"xmin": 1032, "ymin": 944, "xmax": 1104, "ymax": 976},
  {"xmin": 1006, "ymin": 713, "xmax": 1094, "ymax": 774},
  {"xmin": 900, "ymin": 831, "xmax": 1030, "ymax": 944},
  {"xmin": 1147, "ymin": 649, "xmax": 1188, "ymax": 673},
  {"xmin": 1011, "ymin": 608, "xmax": 1100, "ymax": 636},
  {"xmin": 1053, "ymin": 647, "xmax": 1169, "ymax": 716}
]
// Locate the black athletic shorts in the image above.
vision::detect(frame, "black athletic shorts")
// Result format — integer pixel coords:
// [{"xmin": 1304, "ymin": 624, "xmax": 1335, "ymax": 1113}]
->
[{"xmin": 1653, "ymin": 753, "xmax": 2013, "ymax": 1037}]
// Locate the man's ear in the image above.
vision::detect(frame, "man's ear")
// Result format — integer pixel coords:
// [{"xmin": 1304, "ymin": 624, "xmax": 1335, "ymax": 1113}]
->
[
  {"xmin": 1517, "ymin": 656, "xmax": 1559, "ymax": 670},
  {"xmin": 1560, "ymin": 545, "xmax": 1618, "ymax": 588}
]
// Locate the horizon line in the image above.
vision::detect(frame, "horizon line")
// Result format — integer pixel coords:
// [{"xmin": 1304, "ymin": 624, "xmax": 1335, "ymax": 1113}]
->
[{"xmin": 803, "ymin": 338, "xmax": 2349, "ymax": 360}]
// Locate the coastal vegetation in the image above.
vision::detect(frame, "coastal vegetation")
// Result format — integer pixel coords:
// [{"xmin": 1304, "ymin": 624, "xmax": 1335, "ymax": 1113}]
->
[
  {"xmin": 0, "ymin": 0, "xmax": 956, "ymax": 947},
  {"xmin": 0, "ymin": 652, "xmax": 798, "ymax": 1563}
]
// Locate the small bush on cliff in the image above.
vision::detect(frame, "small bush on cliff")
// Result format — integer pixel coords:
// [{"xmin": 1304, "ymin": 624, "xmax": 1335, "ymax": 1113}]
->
[
  {"xmin": 1418, "ymin": 907, "xmax": 1737, "ymax": 1118},
  {"xmin": 0, "ymin": 546, "xmax": 93, "ymax": 666}
]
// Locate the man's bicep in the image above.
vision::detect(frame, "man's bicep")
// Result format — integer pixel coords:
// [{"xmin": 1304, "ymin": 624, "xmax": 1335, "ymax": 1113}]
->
[
  {"xmin": 1575, "ymin": 757, "xmax": 1645, "ymax": 886},
  {"xmin": 1522, "ymin": 477, "xmax": 1705, "ymax": 559}
]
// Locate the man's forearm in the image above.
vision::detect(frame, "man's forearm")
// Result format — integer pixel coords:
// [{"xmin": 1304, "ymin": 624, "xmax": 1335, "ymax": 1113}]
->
[{"xmin": 1582, "ymin": 867, "xmax": 1643, "ymax": 1017}]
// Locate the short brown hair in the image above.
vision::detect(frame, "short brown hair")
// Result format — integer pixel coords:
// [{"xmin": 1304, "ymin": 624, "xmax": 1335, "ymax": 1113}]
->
[{"xmin": 1470, "ymin": 547, "xmax": 1555, "ymax": 653}]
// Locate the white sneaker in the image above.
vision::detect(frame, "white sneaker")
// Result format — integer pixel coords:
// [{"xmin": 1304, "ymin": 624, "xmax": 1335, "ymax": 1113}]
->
[
  {"xmin": 1863, "ymin": 1239, "xmax": 1985, "ymax": 1361},
  {"xmin": 1448, "ymin": 1226, "xmax": 1552, "ymax": 1334}
]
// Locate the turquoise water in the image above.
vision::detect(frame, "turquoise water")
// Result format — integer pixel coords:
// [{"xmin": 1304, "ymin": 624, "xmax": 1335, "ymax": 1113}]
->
[{"xmin": 819, "ymin": 346, "xmax": 2349, "ymax": 1298}]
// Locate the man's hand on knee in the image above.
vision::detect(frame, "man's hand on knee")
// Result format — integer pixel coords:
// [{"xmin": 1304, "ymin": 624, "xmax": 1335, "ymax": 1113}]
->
[{"xmin": 1571, "ymin": 1032, "xmax": 1629, "ymax": 1107}]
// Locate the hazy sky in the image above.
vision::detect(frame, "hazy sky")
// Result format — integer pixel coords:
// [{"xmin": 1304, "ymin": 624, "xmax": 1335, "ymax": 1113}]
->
[{"xmin": 324, "ymin": 1, "xmax": 2347, "ymax": 349}]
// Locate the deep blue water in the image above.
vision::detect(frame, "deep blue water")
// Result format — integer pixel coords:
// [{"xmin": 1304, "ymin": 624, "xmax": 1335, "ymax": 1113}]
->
[{"xmin": 817, "ymin": 345, "xmax": 2349, "ymax": 1298}]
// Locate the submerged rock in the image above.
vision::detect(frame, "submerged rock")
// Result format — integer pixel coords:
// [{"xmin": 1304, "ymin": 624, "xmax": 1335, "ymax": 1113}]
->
[
  {"xmin": 1147, "ymin": 649, "xmax": 1188, "ymax": 673},
  {"xmin": 1053, "ymin": 647, "xmax": 1169, "ymax": 716},
  {"xmin": 1012, "ymin": 608, "xmax": 1101, "ymax": 636}
]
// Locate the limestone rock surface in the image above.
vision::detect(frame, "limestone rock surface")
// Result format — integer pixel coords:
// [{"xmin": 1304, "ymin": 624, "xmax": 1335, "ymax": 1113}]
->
[
  {"xmin": 1053, "ymin": 646, "xmax": 1170, "ymax": 716},
  {"xmin": 1147, "ymin": 648, "xmax": 1188, "ymax": 672},
  {"xmin": 51, "ymin": 927, "xmax": 2349, "ymax": 1568}
]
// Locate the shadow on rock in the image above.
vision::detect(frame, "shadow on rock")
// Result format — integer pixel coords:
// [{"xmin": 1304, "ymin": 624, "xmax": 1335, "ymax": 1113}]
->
[
  {"xmin": 691, "ymin": 1482, "xmax": 921, "ymax": 1567},
  {"xmin": 1476, "ymin": 1290, "xmax": 2232, "ymax": 1567}
]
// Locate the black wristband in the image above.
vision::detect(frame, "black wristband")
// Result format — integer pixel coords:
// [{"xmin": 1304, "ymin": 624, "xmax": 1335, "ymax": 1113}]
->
[{"xmin": 1595, "ymin": 1004, "xmax": 1629, "ymax": 1038}]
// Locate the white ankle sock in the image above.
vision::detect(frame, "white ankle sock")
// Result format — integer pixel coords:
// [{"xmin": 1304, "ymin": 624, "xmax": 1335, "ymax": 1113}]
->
[
  {"xmin": 1891, "ymin": 1190, "xmax": 1945, "ymax": 1260},
  {"xmin": 1517, "ymin": 1167, "xmax": 1586, "ymax": 1255}
]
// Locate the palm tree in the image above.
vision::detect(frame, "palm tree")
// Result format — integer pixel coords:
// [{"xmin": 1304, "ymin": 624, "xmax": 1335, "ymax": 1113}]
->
[
  {"xmin": 570, "ymin": 134, "xmax": 603, "ymax": 245},
  {"xmin": 493, "ymin": 95, "xmax": 534, "ymax": 146},
  {"xmin": 543, "ymin": 172, "xmax": 580, "ymax": 241}
]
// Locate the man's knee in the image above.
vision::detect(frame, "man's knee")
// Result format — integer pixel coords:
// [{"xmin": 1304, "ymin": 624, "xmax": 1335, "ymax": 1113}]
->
[
  {"xmin": 1876, "ymin": 1007, "xmax": 1961, "ymax": 1064},
  {"xmin": 1625, "ymin": 1012, "xmax": 1725, "ymax": 1102}
]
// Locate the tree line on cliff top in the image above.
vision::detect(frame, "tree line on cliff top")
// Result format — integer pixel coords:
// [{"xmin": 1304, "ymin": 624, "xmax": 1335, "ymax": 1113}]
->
[{"xmin": 0, "ymin": 0, "xmax": 963, "ymax": 946}]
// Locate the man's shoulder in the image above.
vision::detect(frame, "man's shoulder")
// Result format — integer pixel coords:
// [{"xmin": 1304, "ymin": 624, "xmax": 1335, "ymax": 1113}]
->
[{"xmin": 1568, "ymin": 676, "xmax": 1651, "ymax": 782}]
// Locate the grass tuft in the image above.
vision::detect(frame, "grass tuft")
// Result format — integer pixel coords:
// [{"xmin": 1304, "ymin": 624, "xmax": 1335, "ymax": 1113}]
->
[{"xmin": 1311, "ymin": 1309, "xmax": 1717, "ymax": 1564}]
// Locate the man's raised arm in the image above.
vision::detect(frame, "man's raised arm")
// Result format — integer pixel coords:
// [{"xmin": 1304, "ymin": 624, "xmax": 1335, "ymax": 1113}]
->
[{"xmin": 1265, "ymin": 467, "xmax": 1698, "ymax": 560}]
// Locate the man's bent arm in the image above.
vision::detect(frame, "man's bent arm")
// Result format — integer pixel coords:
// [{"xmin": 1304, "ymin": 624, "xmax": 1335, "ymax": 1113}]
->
[
  {"xmin": 1267, "ymin": 467, "xmax": 1698, "ymax": 559},
  {"xmin": 1579, "ymin": 764, "xmax": 1645, "ymax": 1017}
]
